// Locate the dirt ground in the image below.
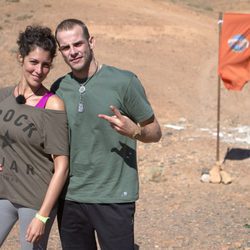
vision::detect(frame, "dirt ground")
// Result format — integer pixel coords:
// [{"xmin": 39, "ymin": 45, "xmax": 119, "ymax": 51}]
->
[{"xmin": 0, "ymin": 0, "xmax": 250, "ymax": 249}]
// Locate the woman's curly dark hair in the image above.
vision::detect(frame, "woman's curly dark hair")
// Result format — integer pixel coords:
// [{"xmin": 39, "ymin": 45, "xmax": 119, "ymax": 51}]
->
[{"xmin": 17, "ymin": 25, "xmax": 57, "ymax": 59}]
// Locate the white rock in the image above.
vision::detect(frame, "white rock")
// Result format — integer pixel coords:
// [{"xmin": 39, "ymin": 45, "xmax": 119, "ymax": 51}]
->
[{"xmin": 200, "ymin": 173, "xmax": 210, "ymax": 183}]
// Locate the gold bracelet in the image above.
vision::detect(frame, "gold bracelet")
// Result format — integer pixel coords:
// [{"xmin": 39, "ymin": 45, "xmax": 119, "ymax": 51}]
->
[{"xmin": 132, "ymin": 125, "xmax": 142, "ymax": 139}]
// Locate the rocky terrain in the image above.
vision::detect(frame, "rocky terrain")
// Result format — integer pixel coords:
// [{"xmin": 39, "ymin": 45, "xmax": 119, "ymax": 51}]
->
[{"xmin": 0, "ymin": 0, "xmax": 250, "ymax": 249}]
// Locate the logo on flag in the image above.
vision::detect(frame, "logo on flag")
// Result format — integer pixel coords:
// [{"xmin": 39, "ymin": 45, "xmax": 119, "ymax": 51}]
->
[
  {"xmin": 228, "ymin": 34, "xmax": 249, "ymax": 53},
  {"xmin": 218, "ymin": 13, "xmax": 250, "ymax": 90}
]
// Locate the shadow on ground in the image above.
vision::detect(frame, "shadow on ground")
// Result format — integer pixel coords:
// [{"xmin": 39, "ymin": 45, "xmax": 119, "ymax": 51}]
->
[{"xmin": 223, "ymin": 147, "xmax": 250, "ymax": 161}]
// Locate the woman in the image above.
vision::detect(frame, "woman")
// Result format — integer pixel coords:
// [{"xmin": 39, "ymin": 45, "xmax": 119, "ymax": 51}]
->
[{"xmin": 0, "ymin": 25, "xmax": 69, "ymax": 249}]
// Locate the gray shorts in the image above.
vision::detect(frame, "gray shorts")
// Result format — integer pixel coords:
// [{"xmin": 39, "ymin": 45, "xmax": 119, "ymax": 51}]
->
[{"xmin": 0, "ymin": 199, "xmax": 56, "ymax": 250}]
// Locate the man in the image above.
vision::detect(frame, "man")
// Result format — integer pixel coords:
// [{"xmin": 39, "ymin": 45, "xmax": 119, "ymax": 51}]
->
[{"xmin": 51, "ymin": 19, "xmax": 162, "ymax": 250}]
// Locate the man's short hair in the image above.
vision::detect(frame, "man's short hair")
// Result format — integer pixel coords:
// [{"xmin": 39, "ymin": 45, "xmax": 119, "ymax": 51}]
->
[{"xmin": 55, "ymin": 19, "xmax": 90, "ymax": 41}]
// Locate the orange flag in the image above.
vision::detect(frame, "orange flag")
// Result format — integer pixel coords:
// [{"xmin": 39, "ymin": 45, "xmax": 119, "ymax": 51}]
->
[{"xmin": 218, "ymin": 13, "xmax": 250, "ymax": 90}]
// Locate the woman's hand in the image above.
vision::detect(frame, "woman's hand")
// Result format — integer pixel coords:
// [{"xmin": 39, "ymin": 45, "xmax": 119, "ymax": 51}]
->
[{"xmin": 25, "ymin": 217, "xmax": 46, "ymax": 243}]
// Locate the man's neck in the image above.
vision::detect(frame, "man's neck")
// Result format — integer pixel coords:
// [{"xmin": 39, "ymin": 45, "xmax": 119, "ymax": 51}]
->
[{"xmin": 72, "ymin": 60, "xmax": 98, "ymax": 80}]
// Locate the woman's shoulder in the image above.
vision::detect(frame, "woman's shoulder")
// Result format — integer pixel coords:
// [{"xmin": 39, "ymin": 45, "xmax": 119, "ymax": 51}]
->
[
  {"xmin": 45, "ymin": 94, "xmax": 65, "ymax": 111},
  {"xmin": 0, "ymin": 86, "xmax": 14, "ymax": 102},
  {"xmin": 0, "ymin": 86, "xmax": 14, "ymax": 94}
]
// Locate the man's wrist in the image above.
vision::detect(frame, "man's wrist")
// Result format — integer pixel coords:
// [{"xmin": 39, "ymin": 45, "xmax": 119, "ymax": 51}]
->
[
  {"xmin": 132, "ymin": 125, "xmax": 142, "ymax": 139},
  {"xmin": 35, "ymin": 213, "xmax": 50, "ymax": 224}
]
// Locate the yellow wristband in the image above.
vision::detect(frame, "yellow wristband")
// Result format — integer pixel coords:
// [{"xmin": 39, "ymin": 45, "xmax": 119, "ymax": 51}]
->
[{"xmin": 35, "ymin": 213, "xmax": 49, "ymax": 224}]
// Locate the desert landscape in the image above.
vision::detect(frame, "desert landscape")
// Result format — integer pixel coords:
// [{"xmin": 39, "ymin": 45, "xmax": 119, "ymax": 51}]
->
[{"xmin": 0, "ymin": 0, "xmax": 250, "ymax": 249}]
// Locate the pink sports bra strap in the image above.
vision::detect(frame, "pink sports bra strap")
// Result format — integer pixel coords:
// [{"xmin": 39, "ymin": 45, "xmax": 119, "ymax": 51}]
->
[{"xmin": 35, "ymin": 92, "xmax": 54, "ymax": 109}]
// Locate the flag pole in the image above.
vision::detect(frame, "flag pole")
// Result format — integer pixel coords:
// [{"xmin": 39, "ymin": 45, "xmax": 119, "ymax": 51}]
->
[
  {"xmin": 207, "ymin": 12, "xmax": 224, "ymax": 184},
  {"xmin": 216, "ymin": 12, "xmax": 223, "ymax": 164},
  {"xmin": 205, "ymin": 12, "xmax": 232, "ymax": 184}
]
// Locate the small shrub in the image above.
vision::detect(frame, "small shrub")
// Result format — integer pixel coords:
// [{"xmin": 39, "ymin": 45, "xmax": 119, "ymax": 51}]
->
[
  {"xmin": 16, "ymin": 14, "xmax": 33, "ymax": 21},
  {"xmin": 6, "ymin": 0, "xmax": 20, "ymax": 2}
]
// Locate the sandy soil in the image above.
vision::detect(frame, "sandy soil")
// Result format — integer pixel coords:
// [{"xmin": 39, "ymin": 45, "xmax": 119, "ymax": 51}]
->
[{"xmin": 0, "ymin": 0, "xmax": 250, "ymax": 249}]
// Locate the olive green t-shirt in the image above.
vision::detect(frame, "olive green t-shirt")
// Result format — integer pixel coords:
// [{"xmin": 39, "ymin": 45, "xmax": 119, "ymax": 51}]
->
[
  {"xmin": 0, "ymin": 87, "xmax": 69, "ymax": 210},
  {"xmin": 52, "ymin": 65, "xmax": 153, "ymax": 203}
]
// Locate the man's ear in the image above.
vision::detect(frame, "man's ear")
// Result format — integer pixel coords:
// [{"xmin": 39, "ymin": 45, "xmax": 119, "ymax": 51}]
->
[{"xmin": 89, "ymin": 36, "xmax": 95, "ymax": 50}]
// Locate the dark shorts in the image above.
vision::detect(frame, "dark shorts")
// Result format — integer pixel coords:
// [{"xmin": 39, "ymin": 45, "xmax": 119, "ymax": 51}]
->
[{"xmin": 57, "ymin": 199, "xmax": 136, "ymax": 250}]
